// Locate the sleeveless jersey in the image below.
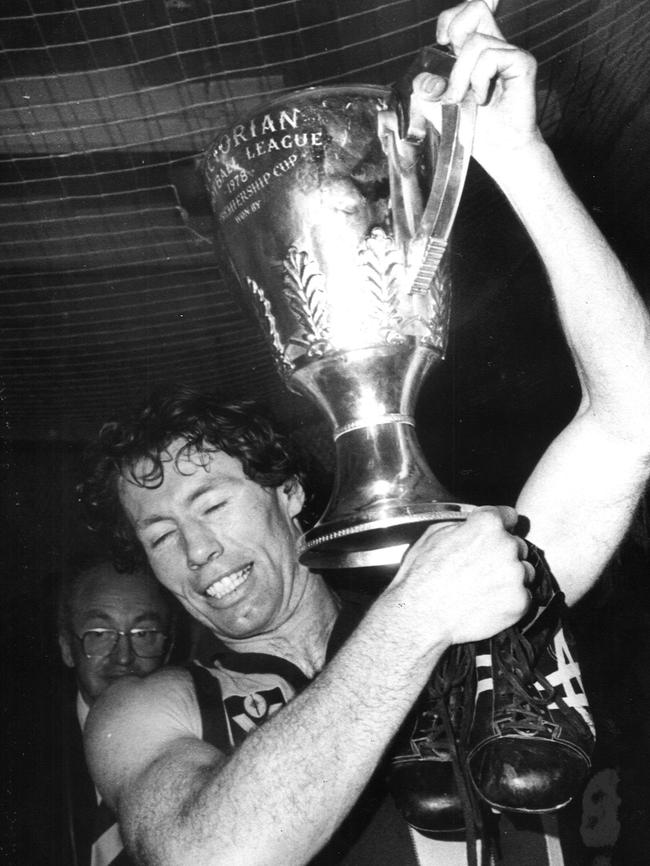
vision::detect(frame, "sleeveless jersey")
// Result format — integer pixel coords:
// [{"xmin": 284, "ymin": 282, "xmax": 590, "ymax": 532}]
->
[{"xmin": 185, "ymin": 586, "xmax": 583, "ymax": 865}]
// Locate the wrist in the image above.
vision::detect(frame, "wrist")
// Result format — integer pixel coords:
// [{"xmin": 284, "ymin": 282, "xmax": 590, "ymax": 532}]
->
[
  {"xmin": 476, "ymin": 131, "xmax": 555, "ymax": 190},
  {"xmin": 375, "ymin": 580, "xmax": 454, "ymax": 659}
]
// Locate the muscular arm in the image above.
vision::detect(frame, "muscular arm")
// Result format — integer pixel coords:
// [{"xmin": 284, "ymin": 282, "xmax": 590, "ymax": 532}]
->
[
  {"xmin": 499, "ymin": 144, "xmax": 650, "ymax": 604},
  {"xmin": 86, "ymin": 510, "xmax": 529, "ymax": 866},
  {"xmin": 424, "ymin": 0, "xmax": 650, "ymax": 603}
]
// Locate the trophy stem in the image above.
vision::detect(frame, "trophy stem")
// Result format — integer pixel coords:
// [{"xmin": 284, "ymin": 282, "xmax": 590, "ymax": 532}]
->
[{"xmin": 291, "ymin": 341, "xmax": 471, "ymax": 569}]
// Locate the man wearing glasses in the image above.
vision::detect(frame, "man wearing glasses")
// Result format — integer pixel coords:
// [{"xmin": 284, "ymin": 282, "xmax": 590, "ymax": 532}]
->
[{"xmin": 56, "ymin": 556, "xmax": 175, "ymax": 866}]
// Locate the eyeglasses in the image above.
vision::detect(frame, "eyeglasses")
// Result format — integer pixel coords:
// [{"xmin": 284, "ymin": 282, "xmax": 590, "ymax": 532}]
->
[{"xmin": 75, "ymin": 628, "xmax": 169, "ymax": 659}]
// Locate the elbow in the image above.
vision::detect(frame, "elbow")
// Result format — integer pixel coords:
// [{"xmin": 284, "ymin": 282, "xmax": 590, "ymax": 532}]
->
[{"xmin": 577, "ymin": 389, "xmax": 650, "ymax": 466}]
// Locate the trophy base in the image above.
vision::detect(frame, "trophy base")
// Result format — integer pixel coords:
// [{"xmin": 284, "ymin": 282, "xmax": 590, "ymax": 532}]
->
[{"xmin": 298, "ymin": 503, "xmax": 473, "ymax": 570}]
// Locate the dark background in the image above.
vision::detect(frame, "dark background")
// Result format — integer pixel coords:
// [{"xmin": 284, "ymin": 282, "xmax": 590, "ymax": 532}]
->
[{"xmin": 1, "ymin": 0, "xmax": 649, "ymax": 862}]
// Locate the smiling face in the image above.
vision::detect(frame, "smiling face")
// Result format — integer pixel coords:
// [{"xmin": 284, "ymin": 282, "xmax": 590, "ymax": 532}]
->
[
  {"xmin": 118, "ymin": 442, "xmax": 307, "ymax": 642},
  {"xmin": 58, "ymin": 565, "xmax": 172, "ymax": 705}
]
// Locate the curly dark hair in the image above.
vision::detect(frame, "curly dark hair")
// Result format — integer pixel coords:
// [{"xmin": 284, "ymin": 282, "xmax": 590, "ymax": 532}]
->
[{"xmin": 79, "ymin": 386, "xmax": 307, "ymax": 573}]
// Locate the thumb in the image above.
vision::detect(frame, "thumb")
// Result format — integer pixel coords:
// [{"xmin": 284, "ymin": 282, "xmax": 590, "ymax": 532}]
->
[{"xmin": 412, "ymin": 72, "xmax": 448, "ymax": 101}]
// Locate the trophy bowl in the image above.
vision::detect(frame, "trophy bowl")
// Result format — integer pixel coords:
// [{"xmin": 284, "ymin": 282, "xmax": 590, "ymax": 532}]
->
[{"xmin": 204, "ymin": 51, "xmax": 475, "ymax": 570}]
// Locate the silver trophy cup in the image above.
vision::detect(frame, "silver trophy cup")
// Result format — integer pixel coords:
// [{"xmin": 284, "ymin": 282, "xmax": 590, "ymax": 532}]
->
[{"xmin": 204, "ymin": 48, "xmax": 475, "ymax": 570}]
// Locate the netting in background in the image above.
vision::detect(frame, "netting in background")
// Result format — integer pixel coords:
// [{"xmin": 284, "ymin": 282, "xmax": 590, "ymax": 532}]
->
[{"xmin": 0, "ymin": 0, "xmax": 648, "ymax": 440}]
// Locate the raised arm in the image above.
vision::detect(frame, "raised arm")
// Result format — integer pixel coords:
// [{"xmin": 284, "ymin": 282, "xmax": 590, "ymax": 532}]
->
[
  {"xmin": 501, "ymin": 144, "xmax": 650, "ymax": 605},
  {"xmin": 416, "ymin": 0, "xmax": 650, "ymax": 603}
]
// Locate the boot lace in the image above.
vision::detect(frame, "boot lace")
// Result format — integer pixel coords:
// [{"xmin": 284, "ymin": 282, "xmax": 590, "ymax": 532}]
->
[{"xmin": 493, "ymin": 626, "xmax": 568, "ymax": 737}]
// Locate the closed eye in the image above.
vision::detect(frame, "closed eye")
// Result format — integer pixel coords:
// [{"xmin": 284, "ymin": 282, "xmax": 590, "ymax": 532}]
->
[
  {"xmin": 151, "ymin": 529, "xmax": 175, "ymax": 548},
  {"xmin": 204, "ymin": 501, "xmax": 226, "ymax": 515}
]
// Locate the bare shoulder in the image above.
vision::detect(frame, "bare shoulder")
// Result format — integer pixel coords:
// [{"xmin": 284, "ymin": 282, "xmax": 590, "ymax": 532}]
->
[
  {"xmin": 87, "ymin": 665, "xmax": 200, "ymax": 737},
  {"xmin": 85, "ymin": 665, "xmax": 203, "ymax": 806}
]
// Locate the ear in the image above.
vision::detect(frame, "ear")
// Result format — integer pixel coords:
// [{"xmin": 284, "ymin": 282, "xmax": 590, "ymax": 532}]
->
[
  {"xmin": 281, "ymin": 476, "xmax": 306, "ymax": 519},
  {"xmin": 58, "ymin": 632, "xmax": 76, "ymax": 669}
]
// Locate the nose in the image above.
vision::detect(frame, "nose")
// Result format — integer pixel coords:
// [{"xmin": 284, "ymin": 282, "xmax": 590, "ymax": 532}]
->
[
  {"xmin": 184, "ymin": 519, "xmax": 223, "ymax": 570},
  {"xmin": 112, "ymin": 631, "xmax": 135, "ymax": 666}
]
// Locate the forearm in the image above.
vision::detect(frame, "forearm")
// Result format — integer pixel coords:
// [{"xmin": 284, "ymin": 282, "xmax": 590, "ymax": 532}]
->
[
  {"xmin": 127, "ymin": 587, "xmax": 446, "ymax": 866},
  {"xmin": 433, "ymin": 0, "xmax": 650, "ymax": 438},
  {"xmin": 490, "ymin": 139, "xmax": 650, "ymax": 601},
  {"xmin": 487, "ymin": 138, "xmax": 650, "ymax": 439}
]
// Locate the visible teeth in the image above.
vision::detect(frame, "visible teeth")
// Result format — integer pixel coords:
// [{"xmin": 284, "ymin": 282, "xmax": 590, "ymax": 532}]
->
[{"xmin": 205, "ymin": 564, "xmax": 252, "ymax": 599}]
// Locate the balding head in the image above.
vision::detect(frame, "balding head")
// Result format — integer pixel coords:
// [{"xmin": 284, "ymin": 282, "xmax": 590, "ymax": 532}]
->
[{"xmin": 58, "ymin": 560, "xmax": 173, "ymax": 705}]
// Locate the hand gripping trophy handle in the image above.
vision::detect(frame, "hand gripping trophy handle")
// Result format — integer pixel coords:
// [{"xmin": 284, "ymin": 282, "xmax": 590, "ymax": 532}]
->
[
  {"xmin": 388, "ymin": 46, "xmax": 476, "ymax": 297},
  {"xmin": 204, "ymin": 46, "xmax": 476, "ymax": 571}
]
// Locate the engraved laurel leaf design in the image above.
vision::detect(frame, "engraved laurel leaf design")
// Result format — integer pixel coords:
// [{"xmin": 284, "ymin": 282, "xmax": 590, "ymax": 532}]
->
[
  {"xmin": 425, "ymin": 257, "xmax": 451, "ymax": 350},
  {"xmin": 246, "ymin": 276, "xmax": 294, "ymax": 374},
  {"xmin": 401, "ymin": 257, "xmax": 451, "ymax": 351},
  {"xmin": 282, "ymin": 246, "xmax": 331, "ymax": 351},
  {"xmin": 358, "ymin": 228, "xmax": 404, "ymax": 340}
]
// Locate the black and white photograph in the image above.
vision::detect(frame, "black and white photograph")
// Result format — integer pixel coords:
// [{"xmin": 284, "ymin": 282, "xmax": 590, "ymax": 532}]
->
[{"xmin": 2, "ymin": 1, "xmax": 649, "ymax": 864}]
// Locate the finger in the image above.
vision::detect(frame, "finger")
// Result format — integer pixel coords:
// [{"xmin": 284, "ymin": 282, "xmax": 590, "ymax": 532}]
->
[
  {"xmin": 522, "ymin": 559, "xmax": 536, "ymax": 588},
  {"xmin": 471, "ymin": 503, "xmax": 520, "ymax": 532},
  {"xmin": 515, "ymin": 537, "xmax": 536, "ymax": 589},
  {"xmin": 437, "ymin": 1, "xmax": 504, "ymax": 51},
  {"xmin": 443, "ymin": 37, "xmax": 532, "ymax": 105},
  {"xmin": 514, "ymin": 535, "xmax": 529, "ymax": 562}
]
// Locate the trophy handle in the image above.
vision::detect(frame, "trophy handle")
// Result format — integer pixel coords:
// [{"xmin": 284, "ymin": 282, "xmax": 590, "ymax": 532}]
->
[{"xmin": 387, "ymin": 46, "xmax": 476, "ymax": 294}]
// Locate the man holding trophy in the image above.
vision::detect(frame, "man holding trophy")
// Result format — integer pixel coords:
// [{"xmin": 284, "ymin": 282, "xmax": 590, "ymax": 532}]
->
[{"xmin": 82, "ymin": 1, "xmax": 650, "ymax": 864}]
